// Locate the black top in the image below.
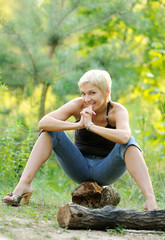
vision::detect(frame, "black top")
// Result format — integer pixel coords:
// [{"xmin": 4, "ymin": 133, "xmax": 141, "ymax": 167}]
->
[{"xmin": 74, "ymin": 102, "xmax": 116, "ymax": 157}]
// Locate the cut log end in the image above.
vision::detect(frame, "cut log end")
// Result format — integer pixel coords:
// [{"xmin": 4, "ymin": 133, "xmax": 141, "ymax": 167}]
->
[{"xmin": 57, "ymin": 203, "xmax": 71, "ymax": 228}]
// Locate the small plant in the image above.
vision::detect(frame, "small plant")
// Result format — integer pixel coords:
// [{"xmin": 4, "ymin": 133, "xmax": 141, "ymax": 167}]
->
[
  {"xmin": 107, "ymin": 225, "xmax": 125, "ymax": 235},
  {"xmin": 0, "ymin": 80, "xmax": 7, "ymax": 97},
  {"xmin": 44, "ymin": 234, "xmax": 51, "ymax": 238},
  {"xmin": 73, "ymin": 236, "xmax": 80, "ymax": 240},
  {"xmin": 62, "ymin": 227, "xmax": 69, "ymax": 232},
  {"xmin": 24, "ymin": 222, "xmax": 32, "ymax": 227},
  {"xmin": 25, "ymin": 207, "xmax": 39, "ymax": 222},
  {"xmin": 0, "ymin": 119, "xmax": 34, "ymax": 190}
]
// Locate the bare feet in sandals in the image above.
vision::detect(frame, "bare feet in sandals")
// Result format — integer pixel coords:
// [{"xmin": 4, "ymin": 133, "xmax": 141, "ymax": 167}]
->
[{"xmin": 4, "ymin": 182, "xmax": 33, "ymax": 206}]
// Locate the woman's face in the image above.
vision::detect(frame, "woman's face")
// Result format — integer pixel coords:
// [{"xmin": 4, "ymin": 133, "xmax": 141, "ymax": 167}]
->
[{"xmin": 80, "ymin": 82, "xmax": 108, "ymax": 111}]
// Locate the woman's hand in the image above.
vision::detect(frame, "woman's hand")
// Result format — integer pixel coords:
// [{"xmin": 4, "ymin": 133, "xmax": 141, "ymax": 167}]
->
[
  {"xmin": 80, "ymin": 105, "xmax": 96, "ymax": 116},
  {"xmin": 77, "ymin": 114, "xmax": 84, "ymax": 129},
  {"xmin": 80, "ymin": 105, "xmax": 96, "ymax": 128}
]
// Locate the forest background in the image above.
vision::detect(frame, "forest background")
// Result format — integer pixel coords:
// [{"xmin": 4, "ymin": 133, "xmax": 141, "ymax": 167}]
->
[{"xmin": 0, "ymin": 0, "xmax": 165, "ymax": 225}]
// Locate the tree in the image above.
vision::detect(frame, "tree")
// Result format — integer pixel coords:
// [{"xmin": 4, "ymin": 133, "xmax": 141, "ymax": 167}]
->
[{"xmin": 0, "ymin": 0, "xmax": 141, "ymax": 119}]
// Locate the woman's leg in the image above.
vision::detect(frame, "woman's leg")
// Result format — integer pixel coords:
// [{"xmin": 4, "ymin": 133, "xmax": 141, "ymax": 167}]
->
[
  {"xmin": 124, "ymin": 145, "xmax": 158, "ymax": 211},
  {"xmin": 48, "ymin": 131, "xmax": 90, "ymax": 183},
  {"xmin": 5, "ymin": 130, "xmax": 90, "ymax": 200},
  {"xmin": 90, "ymin": 136, "xmax": 157, "ymax": 210},
  {"xmin": 8, "ymin": 131, "xmax": 53, "ymax": 197}
]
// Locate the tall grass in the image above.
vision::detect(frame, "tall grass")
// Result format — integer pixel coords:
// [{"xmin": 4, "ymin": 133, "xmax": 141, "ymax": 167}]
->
[{"xmin": 0, "ymin": 120, "xmax": 34, "ymax": 193}]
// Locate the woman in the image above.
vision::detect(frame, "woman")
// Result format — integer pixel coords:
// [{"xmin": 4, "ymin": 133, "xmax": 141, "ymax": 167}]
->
[{"xmin": 4, "ymin": 69, "xmax": 158, "ymax": 210}]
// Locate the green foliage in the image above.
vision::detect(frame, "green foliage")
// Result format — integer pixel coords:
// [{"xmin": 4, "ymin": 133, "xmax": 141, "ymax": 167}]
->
[
  {"xmin": 0, "ymin": 83, "xmax": 7, "ymax": 97},
  {"xmin": 2, "ymin": 0, "xmax": 165, "ymax": 118},
  {"xmin": 107, "ymin": 225, "xmax": 125, "ymax": 235},
  {"xmin": 0, "ymin": 0, "xmax": 164, "ymax": 217},
  {"xmin": 0, "ymin": 73, "xmax": 7, "ymax": 97},
  {"xmin": 0, "ymin": 120, "xmax": 34, "ymax": 188}
]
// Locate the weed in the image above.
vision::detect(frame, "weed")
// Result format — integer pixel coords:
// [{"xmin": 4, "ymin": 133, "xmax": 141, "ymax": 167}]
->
[
  {"xmin": 72, "ymin": 236, "xmax": 80, "ymax": 240},
  {"xmin": 25, "ymin": 207, "xmax": 39, "ymax": 222},
  {"xmin": 62, "ymin": 227, "xmax": 69, "ymax": 232},
  {"xmin": 24, "ymin": 222, "xmax": 32, "ymax": 227},
  {"xmin": 44, "ymin": 234, "xmax": 51, "ymax": 238},
  {"xmin": 107, "ymin": 225, "xmax": 125, "ymax": 235},
  {"xmin": 0, "ymin": 227, "xmax": 8, "ymax": 233}
]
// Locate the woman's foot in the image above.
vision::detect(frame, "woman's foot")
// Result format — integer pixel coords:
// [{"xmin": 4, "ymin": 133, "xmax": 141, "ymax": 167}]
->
[
  {"xmin": 13, "ymin": 181, "xmax": 33, "ymax": 196},
  {"xmin": 4, "ymin": 192, "xmax": 33, "ymax": 206},
  {"xmin": 4, "ymin": 182, "xmax": 33, "ymax": 206},
  {"xmin": 143, "ymin": 195, "xmax": 158, "ymax": 211}
]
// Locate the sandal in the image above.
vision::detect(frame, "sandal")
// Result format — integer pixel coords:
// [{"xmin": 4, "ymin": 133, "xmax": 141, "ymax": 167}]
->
[{"xmin": 3, "ymin": 192, "xmax": 32, "ymax": 206}]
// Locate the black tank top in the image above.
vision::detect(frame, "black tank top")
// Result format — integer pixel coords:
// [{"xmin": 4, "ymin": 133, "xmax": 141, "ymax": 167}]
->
[{"xmin": 74, "ymin": 102, "xmax": 116, "ymax": 157}]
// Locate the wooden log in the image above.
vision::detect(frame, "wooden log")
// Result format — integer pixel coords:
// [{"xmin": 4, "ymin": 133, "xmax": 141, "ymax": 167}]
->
[
  {"xmin": 100, "ymin": 185, "xmax": 120, "ymax": 207},
  {"xmin": 57, "ymin": 203, "xmax": 165, "ymax": 231},
  {"xmin": 71, "ymin": 181, "xmax": 120, "ymax": 208}
]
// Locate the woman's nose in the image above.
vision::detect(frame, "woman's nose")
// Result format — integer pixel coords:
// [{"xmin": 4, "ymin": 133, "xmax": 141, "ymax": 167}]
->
[{"xmin": 85, "ymin": 95, "xmax": 91, "ymax": 103}]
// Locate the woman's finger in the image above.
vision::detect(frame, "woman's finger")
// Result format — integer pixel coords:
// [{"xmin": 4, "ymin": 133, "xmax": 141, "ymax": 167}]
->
[{"xmin": 80, "ymin": 108, "xmax": 96, "ymax": 115}]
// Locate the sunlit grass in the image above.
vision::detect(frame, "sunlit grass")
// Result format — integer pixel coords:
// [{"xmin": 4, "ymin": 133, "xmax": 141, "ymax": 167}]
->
[{"xmin": 0, "ymin": 155, "xmax": 164, "ymax": 240}]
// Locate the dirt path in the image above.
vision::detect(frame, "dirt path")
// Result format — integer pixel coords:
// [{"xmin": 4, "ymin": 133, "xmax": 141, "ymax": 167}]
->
[{"xmin": 0, "ymin": 216, "xmax": 164, "ymax": 240}]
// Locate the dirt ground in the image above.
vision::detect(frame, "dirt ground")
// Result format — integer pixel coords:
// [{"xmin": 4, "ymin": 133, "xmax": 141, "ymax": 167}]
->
[{"xmin": 0, "ymin": 216, "xmax": 164, "ymax": 240}]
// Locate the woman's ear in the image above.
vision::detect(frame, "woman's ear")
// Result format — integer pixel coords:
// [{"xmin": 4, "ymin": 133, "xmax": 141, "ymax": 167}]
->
[{"xmin": 106, "ymin": 89, "xmax": 111, "ymax": 100}]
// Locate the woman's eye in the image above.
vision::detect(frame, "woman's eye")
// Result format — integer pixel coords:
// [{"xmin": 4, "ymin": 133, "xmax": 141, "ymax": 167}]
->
[
  {"xmin": 81, "ymin": 93, "xmax": 85, "ymax": 96},
  {"xmin": 90, "ymin": 92, "xmax": 95, "ymax": 95}
]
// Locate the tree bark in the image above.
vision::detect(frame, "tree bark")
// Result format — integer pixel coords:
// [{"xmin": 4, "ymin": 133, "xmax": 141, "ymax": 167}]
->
[
  {"xmin": 72, "ymin": 181, "xmax": 120, "ymax": 208},
  {"xmin": 38, "ymin": 42, "xmax": 57, "ymax": 120},
  {"xmin": 57, "ymin": 203, "xmax": 165, "ymax": 231},
  {"xmin": 39, "ymin": 83, "xmax": 50, "ymax": 120}
]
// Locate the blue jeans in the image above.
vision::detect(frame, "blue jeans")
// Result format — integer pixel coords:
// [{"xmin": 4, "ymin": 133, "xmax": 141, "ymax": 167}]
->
[{"xmin": 40, "ymin": 131, "xmax": 142, "ymax": 186}]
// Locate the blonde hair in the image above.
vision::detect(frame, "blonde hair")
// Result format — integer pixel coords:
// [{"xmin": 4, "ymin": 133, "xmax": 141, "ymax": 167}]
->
[{"xmin": 78, "ymin": 69, "xmax": 112, "ymax": 95}]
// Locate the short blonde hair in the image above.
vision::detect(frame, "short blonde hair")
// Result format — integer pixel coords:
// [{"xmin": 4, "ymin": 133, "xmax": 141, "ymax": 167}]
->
[{"xmin": 78, "ymin": 69, "xmax": 112, "ymax": 94}]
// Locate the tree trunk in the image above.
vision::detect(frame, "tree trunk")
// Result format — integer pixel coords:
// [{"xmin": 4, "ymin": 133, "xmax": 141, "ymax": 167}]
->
[
  {"xmin": 39, "ymin": 83, "xmax": 50, "ymax": 120},
  {"xmin": 38, "ymin": 43, "xmax": 57, "ymax": 120},
  {"xmin": 57, "ymin": 203, "xmax": 165, "ymax": 231}
]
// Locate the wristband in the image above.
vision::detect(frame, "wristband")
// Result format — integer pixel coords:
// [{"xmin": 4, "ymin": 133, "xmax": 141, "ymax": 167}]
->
[{"xmin": 85, "ymin": 122, "xmax": 94, "ymax": 131}]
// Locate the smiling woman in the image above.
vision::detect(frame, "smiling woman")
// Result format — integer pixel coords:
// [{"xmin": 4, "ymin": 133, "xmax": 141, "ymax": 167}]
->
[
  {"xmin": 80, "ymin": 82, "xmax": 108, "ymax": 113},
  {"xmin": 3, "ymin": 69, "xmax": 158, "ymax": 211},
  {"xmin": 78, "ymin": 69, "xmax": 112, "ymax": 98}
]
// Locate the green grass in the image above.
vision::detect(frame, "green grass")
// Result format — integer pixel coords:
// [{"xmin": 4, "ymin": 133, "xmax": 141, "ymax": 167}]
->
[
  {"xmin": 0, "ymin": 160, "xmax": 164, "ymax": 240},
  {"xmin": 1, "ymin": 160, "xmax": 164, "ymax": 214},
  {"xmin": 0, "ymin": 122, "xmax": 164, "ymax": 239}
]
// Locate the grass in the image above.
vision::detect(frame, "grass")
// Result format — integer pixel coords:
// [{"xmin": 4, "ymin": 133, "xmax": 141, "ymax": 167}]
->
[
  {"xmin": 0, "ymin": 159, "xmax": 78, "ymax": 223},
  {"xmin": 0, "ymin": 162, "xmax": 165, "ymax": 240},
  {"xmin": 106, "ymin": 225, "xmax": 125, "ymax": 236},
  {"xmin": 0, "ymin": 128, "xmax": 164, "ymax": 239},
  {"xmin": 1, "ymin": 153, "xmax": 165, "ymax": 213}
]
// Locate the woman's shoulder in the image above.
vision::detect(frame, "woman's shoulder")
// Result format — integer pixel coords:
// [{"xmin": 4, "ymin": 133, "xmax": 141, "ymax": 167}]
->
[
  {"xmin": 71, "ymin": 97, "xmax": 82, "ymax": 103},
  {"xmin": 110, "ymin": 101, "xmax": 128, "ymax": 114},
  {"xmin": 109, "ymin": 101, "xmax": 129, "ymax": 126},
  {"xmin": 69, "ymin": 97, "xmax": 83, "ymax": 108},
  {"xmin": 68, "ymin": 97, "xmax": 84, "ymax": 118}
]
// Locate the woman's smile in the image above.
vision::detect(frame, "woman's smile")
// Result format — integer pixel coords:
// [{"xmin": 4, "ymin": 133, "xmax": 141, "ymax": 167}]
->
[{"xmin": 80, "ymin": 82, "xmax": 108, "ymax": 113}]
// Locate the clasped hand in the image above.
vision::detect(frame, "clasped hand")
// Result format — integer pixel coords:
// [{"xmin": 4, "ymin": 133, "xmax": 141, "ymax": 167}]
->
[{"xmin": 79, "ymin": 105, "xmax": 96, "ymax": 129}]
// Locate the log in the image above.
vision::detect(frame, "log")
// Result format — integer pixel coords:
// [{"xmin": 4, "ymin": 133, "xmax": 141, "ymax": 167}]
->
[
  {"xmin": 71, "ymin": 181, "xmax": 120, "ymax": 208},
  {"xmin": 57, "ymin": 203, "xmax": 165, "ymax": 231}
]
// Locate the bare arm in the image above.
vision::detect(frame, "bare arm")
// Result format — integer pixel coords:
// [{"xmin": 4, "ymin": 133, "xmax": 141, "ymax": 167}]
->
[
  {"xmin": 82, "ymin": 104, "xmax": 131, "ymax": 144},
  {"xmin": 38, "ymin": 98, "xmax": 84, "ymax": 131}
]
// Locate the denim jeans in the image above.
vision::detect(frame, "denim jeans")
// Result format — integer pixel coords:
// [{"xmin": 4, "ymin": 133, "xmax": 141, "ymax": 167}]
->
[{"xmin": 40, "ymin": 130, "xmax": 141, "ymax": 186}]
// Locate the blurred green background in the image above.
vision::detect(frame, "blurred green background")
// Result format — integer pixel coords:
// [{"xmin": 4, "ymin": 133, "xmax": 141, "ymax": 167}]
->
[{"xmin": 0, "ymin": 0, "xmax": 164, "ymax": 210}]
